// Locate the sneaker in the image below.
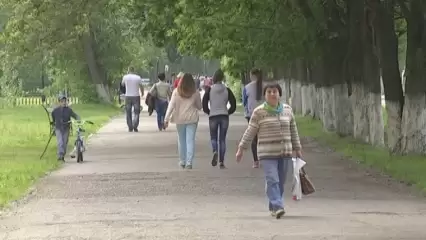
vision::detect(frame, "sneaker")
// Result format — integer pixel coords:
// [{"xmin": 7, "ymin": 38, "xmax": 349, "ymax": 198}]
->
[
  {"xmin": 179, "ymin": 161, "xmax": 185, "ymax": 169},
  {"xmin": 219, "ymin": 162, "xmax": 226, "ymax": 169},
  {"xmin": 270, "ymin": 211, "xmax": 276, "ymax": 217},
  {"xmin": 211, "ymin": 152, "xmax": 218, "ymax": 167},
  {"xmin": 274, "ymin": 209, "xmax": 285, "ymax": 219},
  {"xmin": 133, "ymin": 128, "xmax": 139, "ymax": 132},
  {"xmin": 252, "ymin": 161, "xmax": 260, "ymax": 168},
  {"xmin": 58, "ymin": 157, "xmax": 65, "ymax": 162},
  {"xmin": 185, "ymin": 165, "xmax": 193, "ymax": 169}
]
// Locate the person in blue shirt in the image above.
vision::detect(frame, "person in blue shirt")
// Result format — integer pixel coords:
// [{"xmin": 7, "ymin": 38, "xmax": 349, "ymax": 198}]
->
[{"xmin": 242, "ymin": 68, "xmax": 264, "ymax": 168}]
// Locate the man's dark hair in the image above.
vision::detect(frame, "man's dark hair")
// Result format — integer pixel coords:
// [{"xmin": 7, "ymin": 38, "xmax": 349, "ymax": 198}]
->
[
  {"xmin": 158, "ymin": 72, "xmax": 166, "ymax": 81},
  {"xmin": 263, "ymin": 83, "xmax": 282, "ymax": 97},
  {"xmin": 212, "ymin": 69, "xmax": 225, "ymax": 83},
  {"xmin": 128, "ymin": 66, "xmax": 135, "ymax": 73},
  {"xmin": 250, "ymin": 68, "xmax": 263, "ymax": 101}
]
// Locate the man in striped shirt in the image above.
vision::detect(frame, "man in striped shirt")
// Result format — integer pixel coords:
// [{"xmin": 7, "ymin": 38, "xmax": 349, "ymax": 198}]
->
[{"xmin": 236, "ymin": 83, "xmax": 302, "ymax": 219}]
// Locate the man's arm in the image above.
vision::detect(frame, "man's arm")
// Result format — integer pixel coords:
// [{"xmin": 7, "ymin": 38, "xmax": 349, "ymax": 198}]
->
[
  {"xmin": 70, "ymin": 108, "xmax": 80, "ymax": 120},
  {"xmin": 202, "ymin": 87, "xmax": 211, "ymax": 114},
  {"xmin": 227, "ymin": 88, "xmax": 237, "ymax": 115},
  {"xmin": 139, "ymin": 77, "xmax": 145, "ymax": 97}
]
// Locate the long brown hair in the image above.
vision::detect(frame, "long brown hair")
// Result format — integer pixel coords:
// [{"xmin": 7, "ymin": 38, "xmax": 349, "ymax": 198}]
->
[
  {"xmin": 250, "ymin": 68, "xmax": 263, "ymax": 101},
  {"xmin": 177, "ymin": 73, "xmax": 196, "ymax": 98}
]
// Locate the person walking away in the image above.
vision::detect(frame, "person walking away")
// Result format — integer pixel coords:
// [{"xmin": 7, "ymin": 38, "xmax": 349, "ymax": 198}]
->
[
  {"xmin": 149, "ymin": 72, "xmax": 172, "ymax": 131},
  {"xmin": 121, "ymin": 66, "xmax": 144, "ymax": 132},
  {"xmin": 164, "ymin": 73, "xmax": 202, "ymax": 169},
  {"xmin": 236, "ymin": 83, "xmax": 302, "ymax": 219},
  {"xmin": 51, "ymin": 94, "xmax": 80, "ymax": 162},
  {"xmin": 173, "ymin": 72, "xmax": 184, "ymax": 89},
  {"xmin": 202, "ymin": 69, "xmax": 237, "ymax": 169},
  {"xmin": 242, "ymin": 68, "xmax": 264, "ymax": 168}
]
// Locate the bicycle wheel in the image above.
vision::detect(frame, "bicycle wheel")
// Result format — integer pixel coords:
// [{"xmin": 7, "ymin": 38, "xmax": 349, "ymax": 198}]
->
[{"xmin": 76, "ymin": 140, "xmax": 83, "ymax": 163}]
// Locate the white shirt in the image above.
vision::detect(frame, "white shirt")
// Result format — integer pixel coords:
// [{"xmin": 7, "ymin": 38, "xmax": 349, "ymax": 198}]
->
[{"xmin": 122, "ymin": 73, "xmax": 143, "ymax": 97}]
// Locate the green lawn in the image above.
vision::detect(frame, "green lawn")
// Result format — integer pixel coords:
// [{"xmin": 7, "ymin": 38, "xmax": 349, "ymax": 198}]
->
[
  {"xmin": 0, "ymin": 104, "xmax": 120, "ymax": 208},
  {"xmin": 296, "ymin": 116, "xmax": 426, "ymax": 194}
]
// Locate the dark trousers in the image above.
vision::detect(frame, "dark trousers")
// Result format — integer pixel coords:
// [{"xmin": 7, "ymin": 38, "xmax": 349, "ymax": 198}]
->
[
  {"xmin": 245, "ymin": 117, "xmax": 259, "ymax": 162},
  {"xmin": 209, "ymin": 115, "xmax": 229, "ymax": 162},
  {"xmin": 125, "ymin": 96, "xmax": 141, "ymax": 130},
  {"xmin": 155, "ymin": 99, "xmax": 168, "ymax": 130}
]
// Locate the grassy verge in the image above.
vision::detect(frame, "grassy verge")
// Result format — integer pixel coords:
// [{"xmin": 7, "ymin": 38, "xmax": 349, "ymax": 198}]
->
[
  {"xmin": 0, "ymin": 104, "xmax": 120, "ymax": 208},
  {"xmin": 296, "ymin": 116, "xmax": 426, "ymax": 194}
]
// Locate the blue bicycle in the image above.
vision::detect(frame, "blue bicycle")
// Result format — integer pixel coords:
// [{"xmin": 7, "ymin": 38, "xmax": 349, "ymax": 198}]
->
[{"xmin": 68, "ymin": 120, "xmax": 94, "ymax": 163}]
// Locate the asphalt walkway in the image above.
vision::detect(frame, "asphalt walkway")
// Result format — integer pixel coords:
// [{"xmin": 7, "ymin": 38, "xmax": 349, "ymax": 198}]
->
[{"xmin": 1, "ymin": 112, "xmax": 425, "ymax": 240}]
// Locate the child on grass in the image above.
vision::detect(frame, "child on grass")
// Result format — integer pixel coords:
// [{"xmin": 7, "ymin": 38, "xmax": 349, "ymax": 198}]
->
[{"xmin": 51, "ymin": 94, "xmax": 80, "ymax": 161}]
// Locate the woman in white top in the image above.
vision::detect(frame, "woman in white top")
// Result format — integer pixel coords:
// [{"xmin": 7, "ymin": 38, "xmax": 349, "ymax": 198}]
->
[
  {"xmin": 164, "ymin": 73, "xmax": 202, "ymax": 169},
  {"xmin": 149, "ymin": 72, "xmax": 172, "ymax": 131}
]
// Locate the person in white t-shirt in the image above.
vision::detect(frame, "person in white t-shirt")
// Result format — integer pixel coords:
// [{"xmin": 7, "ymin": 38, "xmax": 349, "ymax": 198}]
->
[{"xmin": 121, "ymin": 66, "xmax": 144, "ymax": 132}]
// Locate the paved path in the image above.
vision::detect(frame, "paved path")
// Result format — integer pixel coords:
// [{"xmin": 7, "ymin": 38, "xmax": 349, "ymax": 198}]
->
[{"xmin": 1, "ymin": 114, "xmax": 426, "ymax": 240}]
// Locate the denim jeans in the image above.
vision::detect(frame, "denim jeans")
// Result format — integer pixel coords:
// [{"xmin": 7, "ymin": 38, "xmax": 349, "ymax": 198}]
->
[
  {"xmin": 155, "ymin": 99, "xmax": 168, "ymax": 130},
  {"xmin": 125, "ymin": 96, "xmax": 141, "ymax": 130},
  {"xmin": 176, "ymin": 123, "xmax": 198, "ymax": 165},
  {"xmin": 55, "ymin": 128, "xmax": 70, "ymax": 158},
  {"xmin": 209, "ymin": 115, "xmax": 229, "ymax": 162},
  {"xmin": 262, "ymin": 157, "xmax": 292, "ymax": 211}
]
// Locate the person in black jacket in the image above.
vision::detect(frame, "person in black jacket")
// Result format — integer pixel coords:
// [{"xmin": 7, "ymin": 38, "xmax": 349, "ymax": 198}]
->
[{"xmin": 202, "ymin": 69, "xmax": 237, "ymax": 169}]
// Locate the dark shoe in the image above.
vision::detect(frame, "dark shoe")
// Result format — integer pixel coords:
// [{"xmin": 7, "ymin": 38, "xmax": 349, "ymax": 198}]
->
[
  {"xmin": 133, "ymin": 128, "xmax": 138, "ymax": 132},
  {"xmin": 211, "ymin": 152, "xmax": 218, "ymax": 167},
  {"xmin": 58, "ymin": 157, "xmax": 65, "ymax": 162},
  {"xmin": 179, "ymin": 161, "xmax": 185, "ymax": 169},
  {"xmin": 274, "ymin": 209, "xmax": 285, "ymax": 219},
  {"xmin": 128, "ymin": 128, "xmax": 133, "ymax": 132},
  {"xmin": 219, "ymin": 162, "xmax": 226, "ymax": 169},
  {"xmin": 185, "ymin": 165, "xmax": 193, "ymax": 169}
]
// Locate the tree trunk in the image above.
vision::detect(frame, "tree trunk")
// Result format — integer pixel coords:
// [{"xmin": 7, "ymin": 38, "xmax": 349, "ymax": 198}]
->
[
  {"xmin": 320, "ymin": 0, "xmax": 353, "ymax": 135},
  {"xmin": 311, "ymin": 61, "xmax": 324, "ymax": 120},
  {"xmin": 82, "ymin": 28, "xmax": 112, "ymax": 103},
  {"xmin": 400, "ymin": 0, "xmax": 426, "ymax": 154},
  {"xmin": 348, "ymin": 0, "xmax": 384, "ymax": 146},
  {"xmin": 297, "ymin": 59, "xmax": 312, "ymax": 116},
  {"xmin": 373, "ymin": 0, "xmax": 404, "ymax": 152}
]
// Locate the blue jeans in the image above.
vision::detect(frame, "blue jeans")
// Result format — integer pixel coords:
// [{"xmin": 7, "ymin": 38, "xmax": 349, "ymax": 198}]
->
[
  {"xmin": 176, "ymin": 123, "xmax": 198, "ymax": 165},
  {"xmin": 209, "ymin": 115, "xmax": 229, "ymax": 162},
  {"xmin": 262, "ymin": 157, "xmax": 291, "ymax": 211},
  {"xmin": 155, "ymin": 99, "xmax": 168, "ymax": 130},
  {"xmin": 55, "ymin": 128, "xmax": 70, "ymax": 158}
]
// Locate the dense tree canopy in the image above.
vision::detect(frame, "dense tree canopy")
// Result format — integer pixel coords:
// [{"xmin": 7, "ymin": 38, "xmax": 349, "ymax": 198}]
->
[{"xmin": 1, "ymin": 0, "xmax": 425, "ymax": 155}]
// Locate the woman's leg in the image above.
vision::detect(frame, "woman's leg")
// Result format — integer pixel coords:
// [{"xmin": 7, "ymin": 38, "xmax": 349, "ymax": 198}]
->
[
  {"xmin": 209, "ymin": 116, "xmax": 219, "ymax": 166},
  {"xmin": 218, "ymin": 116, "xmax": 229, "ymax": 167},
  {"xmin": 262, "ymin": 158, "xmax": 285, "ymax": 218},
  {"xmin": 185, "ymin": 123, "xmax": 198, "ymax": 167},
  {"xmin": 176, "ymin": 124, "xmax": 187, "ymax": 167}
]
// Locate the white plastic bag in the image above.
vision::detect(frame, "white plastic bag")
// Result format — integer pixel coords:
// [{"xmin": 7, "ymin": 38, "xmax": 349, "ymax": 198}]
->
[{"xmin": 292, "ymin": 157, "xmax": 306, "ymax": 201}]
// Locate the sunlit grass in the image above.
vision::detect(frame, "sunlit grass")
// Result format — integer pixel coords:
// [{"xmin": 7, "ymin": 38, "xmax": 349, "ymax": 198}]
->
[
  {"xmin": 0, "ymin": 104, "xmax": 120, "ymax": 208},
  {"xmin": 296, "ymin": 116, "xmax": 426, "ymax": 194}
]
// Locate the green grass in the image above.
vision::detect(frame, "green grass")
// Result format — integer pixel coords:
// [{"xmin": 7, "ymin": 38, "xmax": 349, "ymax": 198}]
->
[
  {"xmin": 0, "ymin": 104, "xmax": 120, "ymax": 208},
  {"xmin": 296, "ymin": 116, "xmax": 426, "ymax": 194}
]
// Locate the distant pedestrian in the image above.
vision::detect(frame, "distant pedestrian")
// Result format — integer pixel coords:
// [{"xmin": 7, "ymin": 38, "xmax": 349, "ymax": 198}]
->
[
  {"xmin": 164, "ymin": 73, "xmax": 202, "ymax": 169},
  {"xmin": 121, "ymin": 66, "xmax": 144, "ymax": 132},
  {"xmin": 242, "ymin": 68, "xmax": 264, "ymax": 168},
  {"xmin": 149, "ymin": 72, "xmax": 172, "ymax": 131},
  {"xmin": 236, "ymin": 83, "xmax": 302, "ymax": 219},
  {"xmin": 173, "ymin": 72, "xmax": 184, "ymax": 89},
  {"xmin": 202, "ymin": 69, "xmax": 237, "ymax": 169}
]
